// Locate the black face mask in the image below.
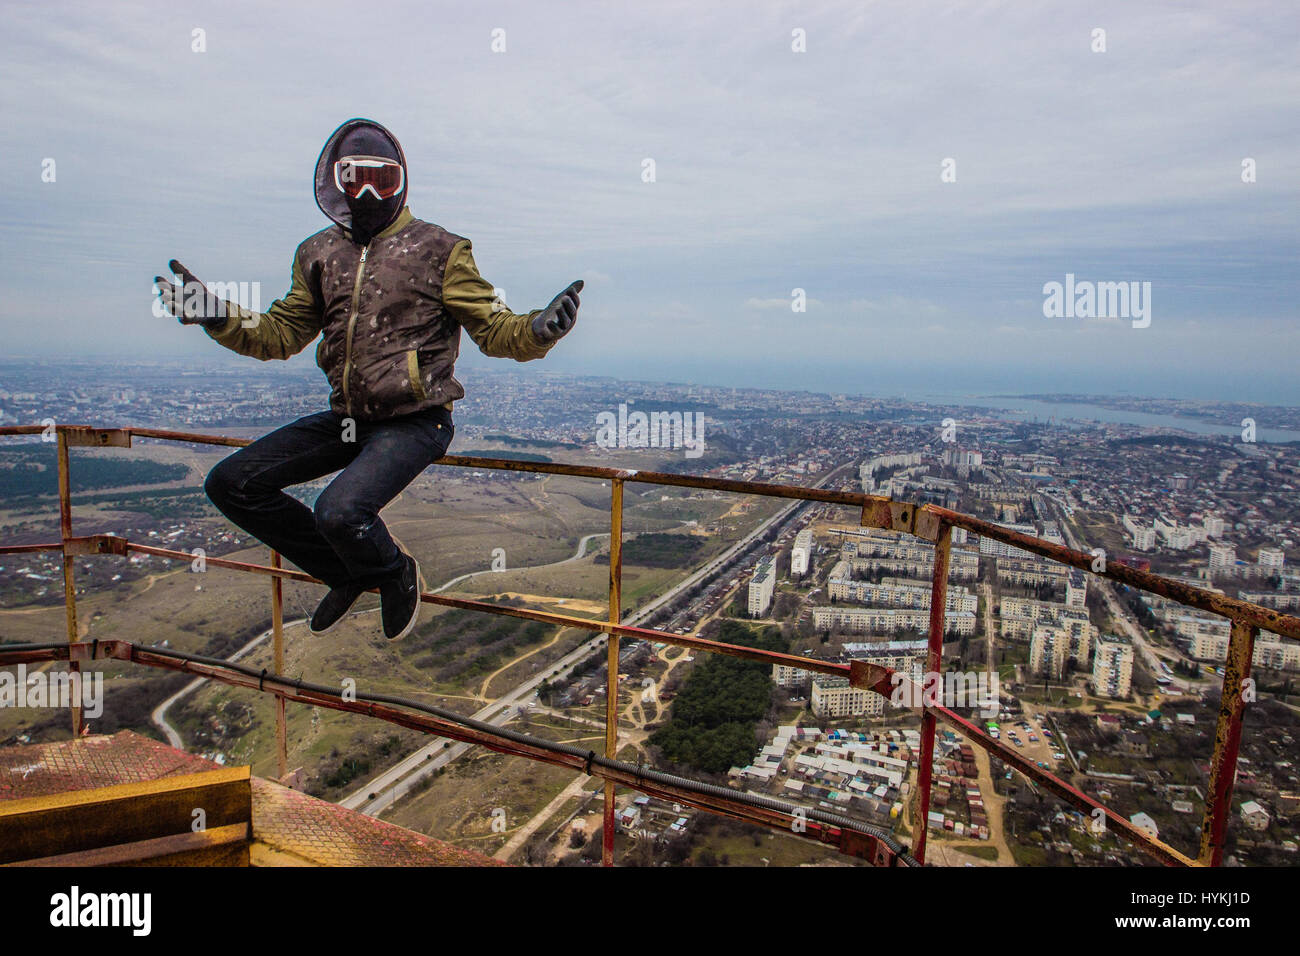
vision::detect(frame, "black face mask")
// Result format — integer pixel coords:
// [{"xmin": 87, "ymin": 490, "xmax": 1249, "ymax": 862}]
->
[{"xmin": 336, "ymin": 126, "xmax": 404, "ymax": 246}]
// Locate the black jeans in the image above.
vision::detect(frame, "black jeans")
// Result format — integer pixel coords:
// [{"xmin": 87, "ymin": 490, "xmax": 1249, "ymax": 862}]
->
[{"xmin": 204, "ymin": 406, "xmax": 453, "ymax": 591}]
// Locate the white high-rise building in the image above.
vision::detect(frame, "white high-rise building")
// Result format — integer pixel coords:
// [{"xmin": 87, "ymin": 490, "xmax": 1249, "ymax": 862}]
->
[
  {"xmin": 811, "ymin": 676, "xmax": 875, "ymax": 719},
  {"xmin": 826, "ymin": 560, "xmax": 977, "ymax": 613},
  {"xmin": 1029, "ymin": 626, "xmax": 1071, "ymax": 680},
  {"xmin": 1189, "ymin": 633, "xmax": 1300, "ymax": 671},
  {"xmin": 942, "ymin": 447, "xmax": 983, "ymax": 469},
  {"xmin": 772, "ymin": 663, "xmax": 812, "ymax": 690},
  {"xmin": 812, "ymin": 605, "xmax": 977, "ymax": 636},
  {"xmin": 1208, "ymin": 544, "xmax": 1237, "ymax": 576},
  {"xmin": 1066, "ymin": 569, "xmax": 1088, "ymax": 610},
  {"xmin": 1123, "ymin": 515, "xmax": 1155, "ymax": 551},
  {"xmin": 1092, "ymin": 634, "xmax": 1134, "ymax": 699},
  {"xmin": 790, "ymin": 528, "xmax": 814, "ymax": 578},
  {"xmin": 1155, "ymin": 516, "xmax": 1195, "ymax": 550},
  {"xmin": 1203, "ymin": 514, "xmax": 1226, "ymax": 538},
  {"xmin": 1258, "ymin": 547, "xmax": 1286, "ymax": 571},
  {"xmin": 812, "ymin": 640, "xmax": 927, "ymax": 718},
  {"xmin": 978, "ymin": 523, "xmax": 1038, "ymax": 560},
  {"xmin": 748, "ymin": 555, "xmax": 776, "ymax": 617}
]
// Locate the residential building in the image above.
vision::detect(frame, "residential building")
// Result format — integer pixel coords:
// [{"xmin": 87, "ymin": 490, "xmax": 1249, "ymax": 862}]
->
[
  {"xmin": 748, "ymin": 555, "xmax": 775, "ymax": 617},
  {"xmin": 790, "ymin": 527, "xmax": 814, "ymax": 578},
  {"xmin": 1092, "ymin": 634, "xmax": 1134, "ymax": 699}
]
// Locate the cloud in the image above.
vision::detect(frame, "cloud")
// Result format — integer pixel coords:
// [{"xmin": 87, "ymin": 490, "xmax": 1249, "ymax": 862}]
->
[{"xmin": 0, "ymin": 0, "xmax": 1294, "ymax": 400}]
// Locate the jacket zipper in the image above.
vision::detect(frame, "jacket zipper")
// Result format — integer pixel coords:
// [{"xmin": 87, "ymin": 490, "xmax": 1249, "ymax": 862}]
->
[{"xmin": 341, "ymin": 244, "xmax": 370, "ymax": 417}]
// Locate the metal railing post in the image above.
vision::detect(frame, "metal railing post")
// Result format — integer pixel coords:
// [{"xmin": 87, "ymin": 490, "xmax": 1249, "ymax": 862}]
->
[
  {"xmin": 7, "ymin": 422, "xmax": 1300, "ymax": 867},
  {"xmin": 910, "ymin": 521, "xmax": 952, "ymax": 864},
  {"xmin": 602, "ymin": 477, "xmax": 624, "ymax": 867},
  {"xmin": 55, "ymin": 428, "xmax": 82, "ymax": 737},
  {"xmin": 272, "ymin": 550, "xmax": 287, "ymax": 781},
  {"xmin": 1199, "ymin": 617, "xmax": 1257, "ymax": 865}
]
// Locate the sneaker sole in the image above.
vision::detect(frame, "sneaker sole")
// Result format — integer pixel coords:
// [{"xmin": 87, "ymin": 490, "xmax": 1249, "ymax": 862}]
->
[{"xmin": 387, "ymin": 554, "xmax": 425, "ymax": 642}]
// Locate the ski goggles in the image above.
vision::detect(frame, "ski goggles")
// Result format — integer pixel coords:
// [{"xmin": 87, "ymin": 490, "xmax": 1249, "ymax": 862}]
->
[{"xmin": 333, "ymin": 156, "xmax": 405, "ymax": 200}]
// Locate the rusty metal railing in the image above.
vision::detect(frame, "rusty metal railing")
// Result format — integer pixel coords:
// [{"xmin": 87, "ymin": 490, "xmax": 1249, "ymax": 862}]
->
[{"xmin": 1, "ymin": 422, "xmax": 1297, "ymax": 867}]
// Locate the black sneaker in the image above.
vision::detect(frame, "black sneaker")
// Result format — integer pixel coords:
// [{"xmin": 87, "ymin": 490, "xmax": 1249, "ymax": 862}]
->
[
  {"xmin": 380, "ymin": 551, "xmax": 424, "ymax": 641},
  {"xmin": 309, "ymin": 582, "xmax": 366, "ymax": 636}
]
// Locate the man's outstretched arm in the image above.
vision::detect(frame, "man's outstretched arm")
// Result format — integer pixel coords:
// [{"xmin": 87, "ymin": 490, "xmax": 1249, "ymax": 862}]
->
[
  {"xmin": 154, "ymin": 251, "xmax": 323, "ymax": 361},
  {"xmin": 442, "ymin": 240, "xmax": 581, "ymax": 360}
]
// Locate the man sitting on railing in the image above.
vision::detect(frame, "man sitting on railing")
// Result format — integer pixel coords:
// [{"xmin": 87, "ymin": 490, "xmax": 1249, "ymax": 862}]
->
[{"xmin": 153, "ymin": 118, "xmax": 583, "ymax": 641}]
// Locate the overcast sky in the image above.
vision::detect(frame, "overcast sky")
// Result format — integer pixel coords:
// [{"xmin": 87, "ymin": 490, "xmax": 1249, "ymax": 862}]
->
[{"xmin": 2, "ymin": 1, "xmax": 1297, "ymax": 402}]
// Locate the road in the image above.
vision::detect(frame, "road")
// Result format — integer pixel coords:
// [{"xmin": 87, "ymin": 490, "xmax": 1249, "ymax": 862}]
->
[
  {"xmin": 493, "ymin": 774, "xmax": 597, "ymax": 862},
  {"xmin": 150, "ymin": 615, "xmax": 298, "ymax": 749},
  {"xmin": 980, "ymin": 579, "xmax": 996, "ymax": 674},
  {"xmin": 150, "ymin": 531, "xmax": 613, "ymax": 753},
  {"xmin": 1056, "ymin": 514, "xmax": 1165, "ymax": 676},
  {"xmin": 340, "ymin": 628, "xmax": 610, "ymax": 814},
  {"xmin": 344, "ymin": 462, "xmax": 855, "ymax": 818},
  {"xmin": 430, "ymin": 532, "xmax": 608, "ymax": 595}
]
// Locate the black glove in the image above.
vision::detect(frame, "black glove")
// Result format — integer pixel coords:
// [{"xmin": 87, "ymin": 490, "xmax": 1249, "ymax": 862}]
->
[
  {"xmin": 154, "ymin": 259, "xmax": 224, "ymax": 328},
  {"xmin": 532, "ymin": 280, "xmax": 583, "ymax": 343}
]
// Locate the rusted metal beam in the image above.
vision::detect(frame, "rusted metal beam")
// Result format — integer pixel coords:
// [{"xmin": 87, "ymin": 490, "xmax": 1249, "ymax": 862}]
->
[
  {"xmin": 0, "ymin": 640, "xmax": 1191, "ymax": 866},
  {"xmin": 928, "ymin": 703, "xmax": 1196, "ymax": 866},
  {"xmin": 271, "ymin": 550, "xmax": 287, "ymax": 782},
  {"xmin": 909, "ymin": 522, "xmax": 951, "ymax": 863},
  {"xmin": 4, "ymin": 422, "xmax": 1296, "ymax": 641},
  {"xmin": 603, "ymin": 476, "xmax": 624, "ymax": 867},
  {"xmin": 84, "ymin": 538, "xmax": 857, "ymax": 678},
  {"xmin": 116, "ymin": 426, "xmax": 248, "ymax": 448},
  {"xmin": 60, "ymin": 426, "xmax": 132, "ymax": 448},
  {"xmin": 2, "ymin": 641, "xmax": 900, "ymax": 863},
  {"xmin": 1199, "ymin": 618, "xmax": 1257, "ymax": 866},
  {"xmin": 0, "ymin": 542, "xmax": 63, "ymax": 555},
  {"xmin": 55, "ymin": 429, "xmax": 81, "ymax": 737},
  {"xmin": 861, "ymin": 498, "xmax": 944, "ymax": 543},
  {"xmin": 62, "ymin": 534, "xmax": 130, "ymax": 557}
]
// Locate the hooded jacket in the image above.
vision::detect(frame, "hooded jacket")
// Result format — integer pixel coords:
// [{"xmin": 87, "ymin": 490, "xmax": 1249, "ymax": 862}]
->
[{"xmin": 203, "ymin": 118, "xmax": 556, "ymax": 421}]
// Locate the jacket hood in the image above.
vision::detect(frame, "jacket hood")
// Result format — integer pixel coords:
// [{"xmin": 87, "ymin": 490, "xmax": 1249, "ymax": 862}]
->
[{"xmin": 314, "ymin": 118, "xmax": 409, "ymax": 234}]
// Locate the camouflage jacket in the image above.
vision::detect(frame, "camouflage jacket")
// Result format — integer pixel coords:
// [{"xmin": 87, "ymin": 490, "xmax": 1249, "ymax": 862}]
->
[{"xmin": 203, "ymin": 206, "xmax": 555, "ymax": 421}]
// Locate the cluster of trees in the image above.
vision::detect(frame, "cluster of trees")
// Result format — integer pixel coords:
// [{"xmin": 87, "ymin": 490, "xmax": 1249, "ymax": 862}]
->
[
  {"xmin": 1126, "ymin": 594, "xmax": 1157, "ymax": 630},
  {"xmin": 405, "ymin": 608, "xmax": 554, "ymax": 683},
  {"xmin": 455, "ymin": 449, "xmax": 552, "ymax": 463},
  {"xmin": 594, "ymin": 532, "xmax": 705, "ymax": 569},
  {"xmin": 648, "ymin": 620, "xmax": 784, "ymax": 774},
  {"xmin": 0, "ymin": 447, "xmax": 187, "ymax": 500},
  {"xmin": 314, "ymin": 734, "xmax": 410, "ymax": 796},
  {"xmin": 483, "ymin": 433, "xmax": 579, "ymax": 450}
]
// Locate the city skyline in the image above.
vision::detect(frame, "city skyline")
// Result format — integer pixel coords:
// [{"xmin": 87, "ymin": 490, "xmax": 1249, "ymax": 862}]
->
[{"xmin": 2, "ymin": 1, "xmax": 1297, "ymax": 404}]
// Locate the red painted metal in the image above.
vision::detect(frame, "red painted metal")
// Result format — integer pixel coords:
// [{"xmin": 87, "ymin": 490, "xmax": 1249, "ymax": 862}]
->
[
  {"xmin": 0, "ymin": 641, "xmax": 902, "ymax": 864},
  {"xmin": 1199, "ymin": 618, "xmax": 1258, "ymax": 865},
  {"xmin": 909, "ymin": 522, "xmax": 952, "ymax": 864}
]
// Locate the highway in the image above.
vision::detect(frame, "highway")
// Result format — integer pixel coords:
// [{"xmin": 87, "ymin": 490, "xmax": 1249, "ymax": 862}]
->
[
  {"xmin": 1056, "ymin": 509, "xmax": 1204, "ymax": 696},
  {"xmin": 342, "ymin": 461, "xmax": 854, "ymax": 817},
  {"xmin": 150, "ymin": 532, "xmax": 612, "ymax": 752}
]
